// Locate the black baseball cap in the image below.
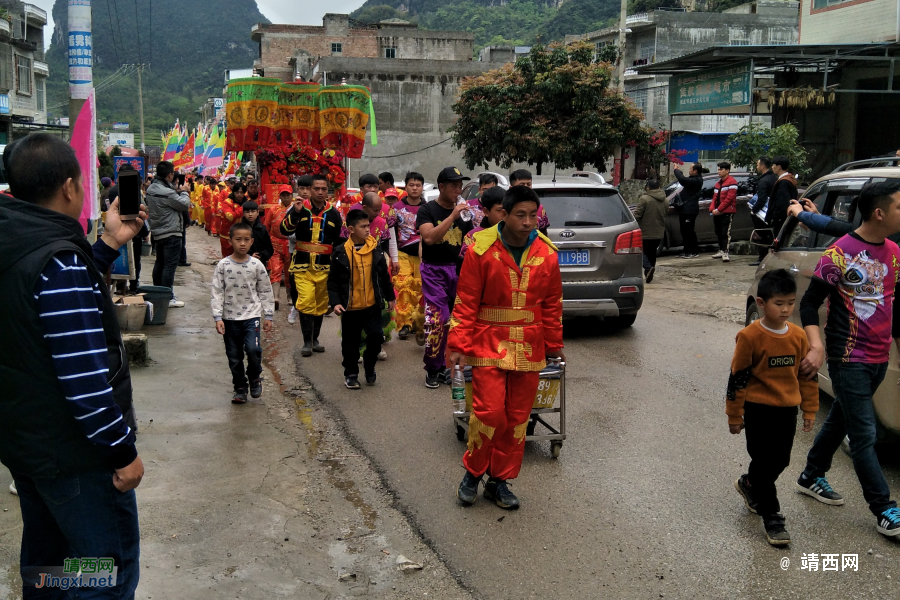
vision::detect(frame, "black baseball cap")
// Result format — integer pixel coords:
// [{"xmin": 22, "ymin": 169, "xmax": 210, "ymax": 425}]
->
[{"xmin": 437, "ymin": 166, "xmax": 471, "ymax": 184}]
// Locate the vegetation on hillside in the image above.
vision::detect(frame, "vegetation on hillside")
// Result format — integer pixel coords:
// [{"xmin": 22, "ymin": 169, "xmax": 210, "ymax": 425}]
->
[{"xmin": 45, "ymin": 0, "xmax": 267, "ymax": 146}]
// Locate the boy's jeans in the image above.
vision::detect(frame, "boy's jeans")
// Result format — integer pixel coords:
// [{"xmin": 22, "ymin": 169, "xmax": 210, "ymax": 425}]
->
[
  {"xmin": 223, "ymin": 318, "xmax": 262, "ymax": 391},
  {"xmin": 12, "ymin": 470, "xmax": 140, "ymax": 599},
  {"xmin": 802, "ymin": 361, "xmax": 897, "ymax": 516}
]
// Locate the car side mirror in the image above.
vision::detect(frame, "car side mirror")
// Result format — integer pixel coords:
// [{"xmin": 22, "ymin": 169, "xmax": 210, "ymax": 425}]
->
[{"xmin": 751, "ymin": 228, "xmax": 775, "ymax": 248}]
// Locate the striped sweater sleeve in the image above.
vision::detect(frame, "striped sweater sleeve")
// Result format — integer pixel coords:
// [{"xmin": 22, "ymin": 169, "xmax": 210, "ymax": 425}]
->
[{"xmin": 35, "ymin": 251, "xmax": 137, "ymax": 469}]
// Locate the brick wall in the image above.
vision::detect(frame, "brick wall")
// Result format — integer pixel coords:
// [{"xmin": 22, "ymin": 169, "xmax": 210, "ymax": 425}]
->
[
  {"xmin": 800, "ymin": 0, "xmax": 898, "ymax": 43},
  {"xmin": 255, "ymin": 25, "xmax": 379, "ymax": 80}
]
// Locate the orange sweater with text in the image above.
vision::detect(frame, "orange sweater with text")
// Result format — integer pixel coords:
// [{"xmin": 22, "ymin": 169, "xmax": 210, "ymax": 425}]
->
[{"xmin": 726, "ymin": 320, "xmax": 819, "ymax": 425}]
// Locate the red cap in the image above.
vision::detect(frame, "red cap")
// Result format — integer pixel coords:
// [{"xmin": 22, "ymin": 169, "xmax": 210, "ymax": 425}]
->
[
  {"xmin": 384, "ymin": 187, "xmax": 399, "ymax": 198},
  {"xmin": 279, "ymin": 184, "xmax": 293, "ymax": 194}
]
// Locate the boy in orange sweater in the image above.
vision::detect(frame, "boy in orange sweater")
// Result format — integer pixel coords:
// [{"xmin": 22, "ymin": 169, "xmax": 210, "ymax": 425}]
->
[{"xmin": 727, "ymin": 268, "xmax": 819, "ymax": 546}]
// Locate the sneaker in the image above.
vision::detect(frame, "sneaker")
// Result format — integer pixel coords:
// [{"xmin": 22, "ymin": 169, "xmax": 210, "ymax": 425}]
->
[
  {"xmin": 312, "ymin": 340, "xmax": 325, "ymax": 353},
  {"xmin": 415, "ymin": 330, "xmax": 426, "ymax": 346},
  {"xmin": 483, "ymin": 478, "xmax": 520, "ymax": 510},
  {"xmin": 250, "ymin": 378, "xmax": 263, "ymax": 399},
  {"xmin": 645, "ymin": 267, "xmax": 655, "ymax": 284},
  {"xmin": 425, "ymin": 371, "xmax": 440, "ymax": 389},
  {"xmin": 796, "ymin": 474, "xmax": 845, "ymax": 505},
  {"xmin": 345, "ymin": 376, "xmax": 361, "ymax": 390},
  {"xmin": 365, "ymin": 372, "xmax": 376, "ymax": 386},
  {"xmin": 734, "ymin": 475, "xmax": 759, "ymax": 514},
  {"xmin": 763, "ymin": 513, "xmax": 791, "ymax": 546},
  {"xmin": 722, "ymin": 253, "xmax": 731, "ymax": 263},
  {"xmin": 301, "ymin": 342, "xmax": 313, "ymax": 357},
  {"xmin": 711, "ymin": 250, "xmax": 724, "ymax": 259},
  {"xmin": 288, "ymin": 307, "xmax": 298, "ymax": 324},
  {"xmin": 169, "ymin": 298, "xmax": 185, "ymax": 308},
  {"xmin": 457, "ymin": 471, "xmax": 482, "ymax": 505},
  {"xmin": 437, "ymin": 368, "xmax": 453, "ymax": 385},
  {"xmin": 377, "ymin": 349, "xmax": 387, "ymax": 361},
  {"xmin": 232, "ymin": 390, "xmax": 248, "ymax": 404},
  {"xmin": 674, "ymin": 253, "xmax": 687, "ymax": 259},
  {"xmin": 876, "ymin": 507, "xmax": 900, "ymax": 537},
  {"xmin": 398, "ymin": 325, "xmax": 411, "ymax": 340},
  {"xmin": 749, "ymin": 261, "xmax": 761, "ymax": 267},
  {"xmin": 9, "ymin": 482, "xmax": 16, "ymax": 496},
  {"xmin": 687, "ymin": 253, "xmax": 700, "ymax": 258},
  {"xmin": 178, "ymin": 262, "xmax": 192, "ymax": 267}
]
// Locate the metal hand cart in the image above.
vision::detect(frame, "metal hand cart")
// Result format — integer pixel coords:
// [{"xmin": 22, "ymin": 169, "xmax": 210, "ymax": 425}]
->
[{"xmin": 452, "ymin": 360, "xmax": 567, "ymax": 458}]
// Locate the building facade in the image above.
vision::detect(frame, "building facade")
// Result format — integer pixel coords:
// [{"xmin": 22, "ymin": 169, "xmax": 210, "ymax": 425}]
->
[
  {"xmin": 799, "ymin": 0, "xmax": 900, "ymax": 43},
  {"xmin": 0, "ymin": 1, "xmax": 48, "ymax": 144}
]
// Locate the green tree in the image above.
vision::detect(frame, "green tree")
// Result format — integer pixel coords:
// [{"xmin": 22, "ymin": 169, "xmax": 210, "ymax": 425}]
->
[
  {"xmin": 449, "ymin": 42, "xmax": 645, "ymax": 174},
  {"xmin": 629, "ymin": 0, "xmax": 683, "ymax": 13},
  {"xmin": 724, "ymin": 123, "xmax": 809, "ymax": 180},
  {"xmin": 353, "ymin": 5, "xmax": 411, "ymax": 24}
]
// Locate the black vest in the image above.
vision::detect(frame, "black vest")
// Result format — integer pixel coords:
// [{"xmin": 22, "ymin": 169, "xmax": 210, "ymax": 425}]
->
[{"xmin": 0, "ymin": 195, "xmax": 135, "ymax": 478}]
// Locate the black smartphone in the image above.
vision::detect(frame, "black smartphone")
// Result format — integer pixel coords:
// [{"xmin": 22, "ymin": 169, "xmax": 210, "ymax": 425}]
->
[
  {"xmin": 177, "ymin": 173, "xmax": 186, "ymax": 187},
  {"xmin": 118, "ymin": 170, "xmax": 141, "ymax": 221}
]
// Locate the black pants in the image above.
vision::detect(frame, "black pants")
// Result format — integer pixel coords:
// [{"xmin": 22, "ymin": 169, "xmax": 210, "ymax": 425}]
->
[
  {"xmin": 179, "ymin": 220, "xmax": 188, "ymax": 264},
  {"xmin": 744, "ymin": 401, "xmax": 797, "ymax": 516},
  {"xmin": 751, "ymin": 214, "xmax": 769, "ymax": 260},
  {"xmin": 713, "ymin": 213, "xmax": 733, "ymax": 253},
  {"xmin": 678, "ymin": 213, "xmax": 698, "ymax": 255},
  {"xmin": 642, "ymin": 238, "xmax": 661, "ymax": 271},
  {"xmin": 223, "ymin": 318, "xmax": 262, "ymax": 391},
  {"xmin": 129, "ymin": 234, "xmax": 143, "ymax": 293},
  {"xmin": 151, "ymin": 235, "xmax": 182, "ymax": 299},
  {"xmin": 341, "ymin": 305, "xmax": 383, "ymax": 378}
]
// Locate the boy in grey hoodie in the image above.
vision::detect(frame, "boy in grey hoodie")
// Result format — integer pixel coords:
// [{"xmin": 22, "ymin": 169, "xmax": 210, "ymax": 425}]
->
[{"xmin": 633, "ymin": 179, "xmax": 668, "ymax": 283}]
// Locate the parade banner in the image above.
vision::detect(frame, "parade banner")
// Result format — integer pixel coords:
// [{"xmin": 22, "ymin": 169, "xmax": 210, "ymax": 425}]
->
[
  {"xmin": 277, "ymin": 81, "xmax": 321, "ymax": 147},
  {"xmin": 71, "ymin": 90, "xmax": 97, "ymax": 233},
  {"xmin": 225, "ymin": 78, "xmax": 280, "ymax": 152},
  {"xmin": 317, "ymin": 85, "xmax": 376, "ymax": 159}
]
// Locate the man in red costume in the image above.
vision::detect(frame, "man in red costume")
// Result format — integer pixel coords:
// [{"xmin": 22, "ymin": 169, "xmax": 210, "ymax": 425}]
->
[
  {"xmin": 217, "ymin": 182, "xmax": 245, "ymax": 258},
  {"xmin": 449, "ymin": 185, "xmax": 565, "ymax": 510},
  {"xmin": 265, "ymin": 185, "xmax": 294, "ymax": 308}
]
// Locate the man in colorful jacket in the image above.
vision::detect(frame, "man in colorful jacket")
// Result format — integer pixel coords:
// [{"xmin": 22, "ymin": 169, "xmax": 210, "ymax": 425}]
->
[
  {"xmin": 448, "ymin": 185, "xmax": 565, "ymax": 510},
  {"xmin": 710, "ymin": 161, "xmax": 738, "ymax": 263}
]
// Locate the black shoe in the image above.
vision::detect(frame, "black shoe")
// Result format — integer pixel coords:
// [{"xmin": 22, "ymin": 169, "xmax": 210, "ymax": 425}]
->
[
  {"xmin": 398, "ymin": 325, "xmax": 411, "ymax": 340},
  {"xmin": 232, "ymin": 389, "xmax": 248, "ymax": 404},
  {"xmin": 749, "ymin": 261, "xmax": 761, "ymax": 266},
  {"xmin": 301, "ymin": 342, "xmax": 313, "ymax": 357},
  {"xmin": 365, "ymin": 372, "xmax": 376, "ymax": 386},
  {"xmin": 415, "ymin": 330, "xmax": 426, "ymax": 347},
  {"xmin": 734, "ymin": 474, "xmax": 759, "ymax": 514},
  {"xmin": 457, "ymin": 471, "xmax": 482, "ymax": 505},
  {"xmin": 249, "ymin": 378, "xmax": 263, "ymax": 398},
  {"xmin": 876, "ymin": 507, "xmax": 900, "ymax": 537},
  {"xmin": 645, "ymin": 267, "xmax": 655, "ymax": 284},
  {"xmin": 425, "ymin": 371, "xmax": 440, "ymax": 389},
  {"xmin": 483, "ymin": 478, "xmax": 520, "ymax": 510},
  {"xmin": 345, "ymin": 376, "xmax": 360, "ymax": 390},
  {"xmin": 763, "ymin": 513, "xmax": 791, "ymax": 546},
  {"xmin": 178, "ymin": 262, "xmax": 191, "ymax": 267},
  {"xmin": 437, "ymin": 367, "xmax": 453, "ymax": 385},
  {"xmin": 796, "ymin": 474, "xmax": 844, "ymax": 505},
  {"xmin": 312, "ymin": 340, "xmax": 325, "ymax": 353}
]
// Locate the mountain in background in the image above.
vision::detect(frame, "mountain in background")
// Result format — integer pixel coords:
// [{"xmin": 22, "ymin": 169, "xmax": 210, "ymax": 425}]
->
[
  {"xmin": 350, "ymin": 0, "xmax": 621, "ymax": 48},
  {"xmin": 45, "ymin": 0, "xmax": 267, "ymax": 145}
]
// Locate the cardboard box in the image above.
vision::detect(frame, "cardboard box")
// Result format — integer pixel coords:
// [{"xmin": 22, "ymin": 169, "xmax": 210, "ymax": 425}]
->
[{"xmin": 113, "ymin": 294, "xmax": 146, "ymax": 305}]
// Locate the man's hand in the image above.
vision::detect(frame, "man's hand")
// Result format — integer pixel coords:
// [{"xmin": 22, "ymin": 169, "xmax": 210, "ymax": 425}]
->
[
  {"xmin": 252, "ymin": 253, "xmax": 260, "ymax": 259},
  {"xmin": 729, "ymin": 422, "xmax": 744, "ymax": 435},
  {"xmin": 391, "ymin": 262, "xmax": 400, "ymax": 277},
  {"xmin": 800, "ymin": 345, "xmax": 825, "ymax": 380},
  {"xmin": 333, "ymin": 304, "xmax": 346, "ymax": 315},
  {"xmin": 449, "ymin": 351, "xmax": 466, "ymax": 368},
  {"xmin": 546, "ymin": 350, "xmax": 567, "ymax": 363},
  {"xmin": 215, "ymin": 321, "xmax": 225, "ymax": 335},
  {"xmin": 101, "ymin": 198, "xmax": 148, "ymax": 250},
  {"xmin": 179, "ymin": 183, "xmax": 191, "ymax": 193},
  {"xmin": 113, "ymin": 455, "xmax": 144, "ymax": 492},
  {"xmin": 802, "ymin": 198, "xmax": 819, "ymax": 214},
  {"xmin": 293, "ymin": 199, "xmax": 305, "ymax": 212},
  {"xmin": 787, "ymin": 201, "xmax": 804, "ymax": 219},
  {"xmin": 802, "ymin": 418, "xmax": 814, "ymax": 433},
  {"xmin": 451, "ymin": 201, "xmax": 467, "ymax": 219},
  {"xmin": 263, "ymin": 320, "xmax": 273, "ymax": 332},
  {"xmin": 387, "ymin": 300, "xmax": 396, "ymax": 312},
  {"xmin": 712, "ymin": 209, "xmax": 721, "ymax": 216}
]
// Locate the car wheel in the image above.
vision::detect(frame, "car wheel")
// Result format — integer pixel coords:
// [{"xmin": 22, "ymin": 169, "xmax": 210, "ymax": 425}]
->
[
  {"xmin": 607, "ymin": 313, "xmax": 637, "ymax": 328},
  {"xmin": 745, "ymin": 302, "xmax": 760, "ymax": 327}
]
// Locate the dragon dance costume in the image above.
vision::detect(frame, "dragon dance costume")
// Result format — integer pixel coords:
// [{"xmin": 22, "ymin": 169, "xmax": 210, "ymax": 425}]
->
[{"xmin": 448, "ymin": 224, "xmax": 563, "ymax": 481}]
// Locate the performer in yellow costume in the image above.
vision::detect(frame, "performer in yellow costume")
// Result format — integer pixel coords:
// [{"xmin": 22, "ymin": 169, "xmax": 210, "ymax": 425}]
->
[{"xmin": 280, "ymin": 174, "xmax": 344, "ymax": 356}]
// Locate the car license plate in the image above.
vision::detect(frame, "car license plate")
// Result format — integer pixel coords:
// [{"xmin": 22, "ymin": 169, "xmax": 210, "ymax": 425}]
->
[{"xmin": 558, "ymin": 250, "xmax": 590, "ymax": 266}]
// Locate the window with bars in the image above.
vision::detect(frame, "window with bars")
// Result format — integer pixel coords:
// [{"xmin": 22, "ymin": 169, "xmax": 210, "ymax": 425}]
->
[
  {"xmin": 16, "ymin": 55, "xmax": 31, "ymax": 95},
  {"xmin": 627, "ymin": 89, "xmax": 648, "ymax": 111},
  {"xmin": 0, "ymin": 45, "xmax": 13, "ymax": 92},
  {"xmin": 729, "ymin": 29, "xmax": 751, "ymax": 46},
  {"xmin": 36, "ymin": 77, "xmax": 44, "ymax": 111},
  {"xmin": 639, "ymin": 40, "xmax": 655, "ymax": 62},
  {"xmin": 384, "ymin": 47, "xmax": 396, "ymax": 59},
  {"xmin": 331, "ymin": 42, "xmax": 342, "ymax": 55}
]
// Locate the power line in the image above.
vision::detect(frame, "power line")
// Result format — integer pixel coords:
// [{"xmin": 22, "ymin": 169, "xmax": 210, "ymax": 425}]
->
[
  {"xmin": 45, "ymin": 65, "xmax": 133, "ymax": 112},
  {"xmin": 104, "ymin": 0, "xmax": 120, "ymax": 66},
  {"xmin": 111, "ymin": 0, "xmax": 126, "ymax": 62},
  {"xmin": 364, "ymin": 138, "xmax": 452, "ymax": 159},
  {"xmin": 133, "ymin": 0, "xmax": 143, "ymax": 66},
  {"xmin": 148, "ymin": 0, "xmax": 152, "ymax": 67}
]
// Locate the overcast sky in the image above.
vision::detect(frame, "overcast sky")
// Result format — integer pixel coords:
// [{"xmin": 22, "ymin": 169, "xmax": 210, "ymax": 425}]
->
[{"xmin": 30, "ymin": 0, "xmax": 367, "ymax": 50}]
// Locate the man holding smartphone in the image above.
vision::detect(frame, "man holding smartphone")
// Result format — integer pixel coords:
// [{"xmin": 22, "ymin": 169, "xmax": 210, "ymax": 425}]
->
[{"xmin": 146, "ymin": 160, "xmax": 191, "ymax": 307}]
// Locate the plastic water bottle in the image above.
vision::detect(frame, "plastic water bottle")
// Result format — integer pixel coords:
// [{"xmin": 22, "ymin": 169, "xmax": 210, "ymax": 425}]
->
[
  {"xmin": 457, "ymin": 196, "xmax": 472, "ymax": 222},
  {"xmin": 451, "ymin": 365, "xmax": 466, "ymax": 413}
]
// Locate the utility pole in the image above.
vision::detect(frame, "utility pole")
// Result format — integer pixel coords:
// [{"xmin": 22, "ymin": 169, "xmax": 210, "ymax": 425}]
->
[
  {"xmin": 67, "ymin": 0, "xmax": 93, "ymax": 136},
  {"xmin": 137, "ymin": 64, "xmax": 146, "ymax": 152},
  {"xmin": 615, "ymin": 0, "xmax": 628, "ymax": 185}
]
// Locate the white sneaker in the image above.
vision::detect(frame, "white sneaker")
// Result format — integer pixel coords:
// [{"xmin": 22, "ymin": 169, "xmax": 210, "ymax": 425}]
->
[
  {"xmin": 711, "ymin": 250, "xmax": 724, "ymax": 259},
  {"xmin": 378, "ymin": 350, "xmax": 387, "ymax": 361},
  {"xmin": 9, "ymin": 482, "xmax": 16, "ymax": 495},
  {"xmin": 168, "ymin": 298, "xmax": 185, "ymax": 308},
  {"xmin": 287, "ymin": 307, "xmax": 298, "ymax": 324},
  {"xmin": 722, "ymin": 253, "xmax": 731, "ymax": 263}
]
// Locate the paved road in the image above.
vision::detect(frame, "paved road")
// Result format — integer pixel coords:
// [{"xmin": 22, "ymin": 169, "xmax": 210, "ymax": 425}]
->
[{"xmin": 296, "ymin": 274, "xmax": 900, "ymax": 599}]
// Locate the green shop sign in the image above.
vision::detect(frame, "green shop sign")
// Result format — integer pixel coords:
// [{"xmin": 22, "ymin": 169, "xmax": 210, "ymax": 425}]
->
[{"xmin": 668, "ymin": 61, "xmax": 752, "ymax": 114}]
